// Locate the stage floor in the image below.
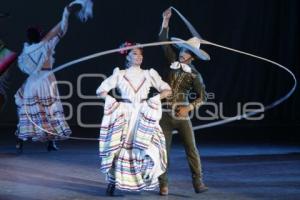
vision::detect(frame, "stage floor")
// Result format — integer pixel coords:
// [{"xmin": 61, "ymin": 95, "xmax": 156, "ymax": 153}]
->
[{"xmin": 0, "ymin": 138, "xmax": 300, "ymax": 200}]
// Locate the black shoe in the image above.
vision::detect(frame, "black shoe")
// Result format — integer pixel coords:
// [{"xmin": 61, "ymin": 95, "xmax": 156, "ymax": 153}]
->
[
  {"xmin": 106, "ymin": 183, "xmax": 115, "ymax": 196},
  {"xmin": 193, "ymin": 181, "xmax": 208, "ymax": 193},
  {"xmin": 16, "ymin": 138, "xmax": 23, "ymax": 154},
  {"xmin": 47, "ymin": 141, "xmax": 59, "ymax": 152}
]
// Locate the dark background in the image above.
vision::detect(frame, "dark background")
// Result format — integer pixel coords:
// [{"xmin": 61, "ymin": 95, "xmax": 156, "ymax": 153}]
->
[{"xmin": 0, "ymin": 0, "xmax": 299, "ymax": 142}]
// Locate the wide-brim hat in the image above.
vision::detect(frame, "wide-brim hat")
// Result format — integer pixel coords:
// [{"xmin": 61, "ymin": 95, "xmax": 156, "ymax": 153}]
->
[{"xmin": 171, "ymin": 37, "xmax": 210, "ymax": 61}]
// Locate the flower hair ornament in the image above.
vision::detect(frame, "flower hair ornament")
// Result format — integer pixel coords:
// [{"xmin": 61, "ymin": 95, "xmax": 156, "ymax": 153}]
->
[
  {"xmin": 119, "ymin": 41, "xmax": 143, "ymax": 55},
  {"xmin": 119, "ymin": 41, "xmax": 134, "ymax": 55}
]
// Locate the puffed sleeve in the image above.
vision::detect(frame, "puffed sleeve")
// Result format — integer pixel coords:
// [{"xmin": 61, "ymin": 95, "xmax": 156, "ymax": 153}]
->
[
  {"xmin": 48, "ymin": 35, "xmax": 60, "ymax": 49},
  {"xmin": 149, "ymin": 68, "xmax": 171, "ymax": 92},
  {"xmin": 96, "ymin": 67, "xmax": 120, "ymax": 95}
]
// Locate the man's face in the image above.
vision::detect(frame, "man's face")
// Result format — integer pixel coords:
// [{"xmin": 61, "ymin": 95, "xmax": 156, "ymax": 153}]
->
[{"xmin": 179, "ymin": 48, "xmax": 194, "ymax": 64}]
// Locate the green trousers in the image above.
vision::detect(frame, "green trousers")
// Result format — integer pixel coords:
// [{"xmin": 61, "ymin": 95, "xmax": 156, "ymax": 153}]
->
[{"xmin": 158, "ymin": 112, "xmax": 203, "ymax": 187}]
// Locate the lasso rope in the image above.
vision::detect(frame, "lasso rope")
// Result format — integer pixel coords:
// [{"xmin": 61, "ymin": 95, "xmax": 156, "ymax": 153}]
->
[{"xmin": 24, "ymin": 7, "xmax": 297, "ymax": 140}]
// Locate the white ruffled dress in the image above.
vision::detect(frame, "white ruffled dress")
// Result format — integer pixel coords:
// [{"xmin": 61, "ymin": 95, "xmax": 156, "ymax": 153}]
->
[
  {"xmin": 15, "ymin": 19, "xmax": 71, "ymax": 142},
  {"xmin": 97, "ymin": 67, "xmax": 171, "ymax": 191}
]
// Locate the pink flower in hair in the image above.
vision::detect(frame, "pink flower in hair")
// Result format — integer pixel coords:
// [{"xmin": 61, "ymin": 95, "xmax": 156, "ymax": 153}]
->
[{"xmin": 119, "ymin": 41, "xmax": 133, "ymax": 55}]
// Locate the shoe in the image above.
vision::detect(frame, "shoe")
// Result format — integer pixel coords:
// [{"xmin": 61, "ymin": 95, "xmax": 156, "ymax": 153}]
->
[
  {"xmin": 16, "ymin": 138, "xmax": 23, "ymax": 154},
  {"xmin": 159, "ymin": 185, "xmax": 169, "ymax": 196},
  {"xmin": 47, "ymin": 141, "xmax": 59, "ymax": 152},
  {"xmin": 106, "ymin": 183, "xmax": 115, "ymax": 196},
  {"xmin": 193, "ymin": 182, "xmax": 208, "ymax": 193}
]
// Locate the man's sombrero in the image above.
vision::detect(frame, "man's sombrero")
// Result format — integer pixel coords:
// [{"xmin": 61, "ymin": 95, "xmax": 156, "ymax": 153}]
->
[{"xmin": 171, "ymin": 37, "xmax": 211, "ymax": 61}]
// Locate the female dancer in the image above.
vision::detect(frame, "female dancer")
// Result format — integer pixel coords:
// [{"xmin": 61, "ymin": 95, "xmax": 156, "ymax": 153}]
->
[
  {"xmin": 97, "ymin": 42, "xmax": 172, "ymax": 195},
  {"xmin": 15, "ymin": 0, "xmax": 93, "ymax": 153}
]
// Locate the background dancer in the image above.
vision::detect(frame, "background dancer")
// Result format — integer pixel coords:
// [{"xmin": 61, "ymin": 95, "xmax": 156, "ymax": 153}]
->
[
  {"xmin": 15, "ymin": 0, "xmax": 93, "ymax": 153},
  {"xmin": 0, "ymin": 13, "xmax": 17, "ymax": 111}
]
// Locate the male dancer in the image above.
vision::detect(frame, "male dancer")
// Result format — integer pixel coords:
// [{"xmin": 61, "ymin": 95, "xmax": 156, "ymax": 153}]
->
[{"xmin": 158, "ymin": 7, "xmax": 209, "ymax": 195}]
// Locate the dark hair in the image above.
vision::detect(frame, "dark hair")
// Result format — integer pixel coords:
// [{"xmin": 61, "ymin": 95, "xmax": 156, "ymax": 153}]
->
[
  {"xmin": 180, "ymin": 48, "xmax": 196, "ymax": 59},
  {"xmin": 125, "ymin": 48, "xmax": 143, "ymax": 68},
  {"xmin": 26, "ymin": 26, "xmax": 43, "ymax": 44},
  {"xmin": 119, "ymin": 41, "xmax": 143, "ymax": 68}
]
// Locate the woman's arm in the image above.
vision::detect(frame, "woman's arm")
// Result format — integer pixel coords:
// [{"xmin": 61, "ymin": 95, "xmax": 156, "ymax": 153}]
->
[
  {"xmin": 42, "ymin": 7, "xmax": 71, "ymax": 42},
  {"xmin": 160, "ymin": 89, "xmax": 172, "ymax": 100},
  {"xmin": 97, "ymin": 91, "xmax": 108, "ymax": 99},
  {"xmin": 149, "ymin": 68, "xmax": 172, "ymax": 100},
  {"xmin": 96, "ymin": 68, "xmax": 120, "ymax": 99}
]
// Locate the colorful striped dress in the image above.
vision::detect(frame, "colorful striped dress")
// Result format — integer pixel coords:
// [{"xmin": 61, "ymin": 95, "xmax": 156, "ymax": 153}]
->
[
  {"xmin": 15, "ymin": 35, "xmax": 71, "ymax": 142},
  {"xmin": 97, "ymin": 67, "xmax": 170, "ymax": 191}
]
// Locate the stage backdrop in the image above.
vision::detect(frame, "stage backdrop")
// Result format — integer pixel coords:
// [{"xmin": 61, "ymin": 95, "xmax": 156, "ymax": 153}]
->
[{"xmin": 0, "ymin": 0, "xmax": 299, "ymax": 140}]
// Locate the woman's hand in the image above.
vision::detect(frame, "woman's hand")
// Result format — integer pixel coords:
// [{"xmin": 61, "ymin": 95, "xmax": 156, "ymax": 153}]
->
[{"xmin": 160, "ymin": 89, "xmax": 172, "ymax": 100}]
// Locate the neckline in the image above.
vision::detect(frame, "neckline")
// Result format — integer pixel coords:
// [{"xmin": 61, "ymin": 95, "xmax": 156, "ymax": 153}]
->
[{"xmin": 123, "ymin": 74, "xmax": 146, "ymax": 94}]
